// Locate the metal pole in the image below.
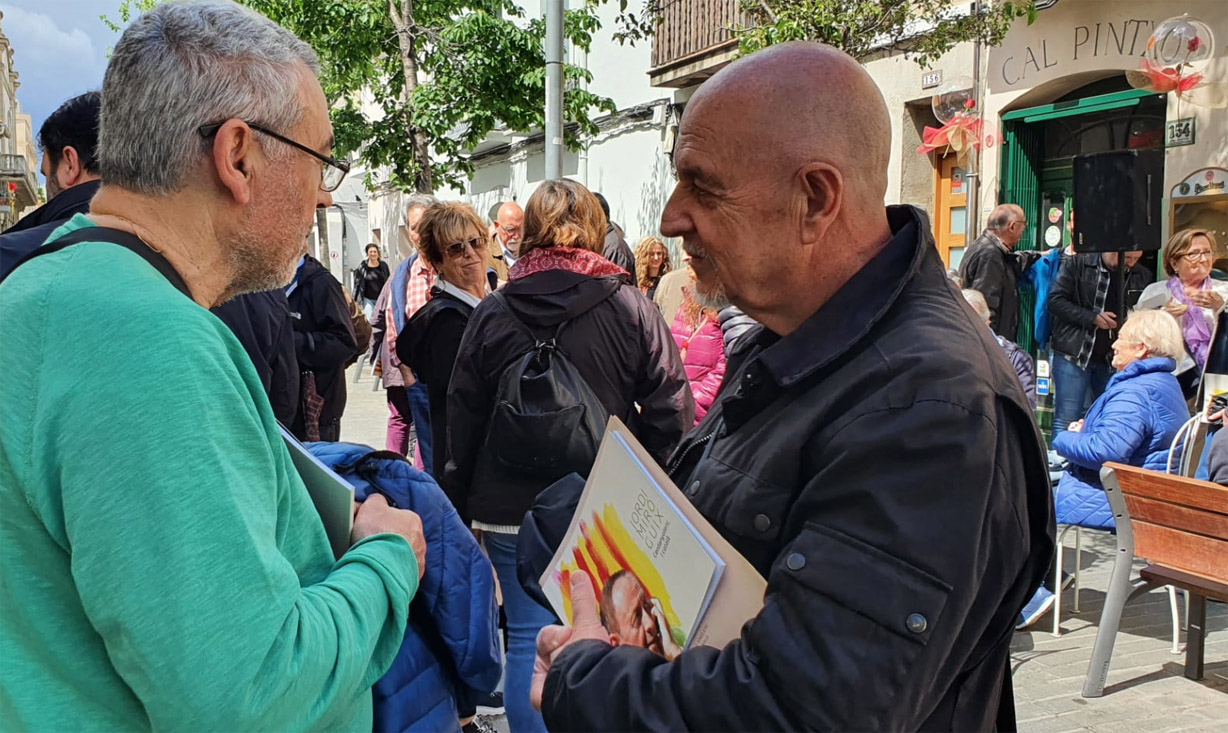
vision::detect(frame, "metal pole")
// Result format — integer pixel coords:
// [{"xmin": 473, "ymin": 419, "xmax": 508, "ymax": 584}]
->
[
  {"xmin": 966, "ymin": 1, "xmax": 983, "ymax": 250},
  {"xmin": 544, "ymin": 0, "xmax": 564, "ymax": 180}
]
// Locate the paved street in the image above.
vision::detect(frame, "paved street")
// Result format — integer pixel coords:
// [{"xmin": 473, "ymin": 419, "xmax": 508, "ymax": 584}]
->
[{"xmin": 340, "ymin": 365, "xmax": 1227, "ymax": 732}]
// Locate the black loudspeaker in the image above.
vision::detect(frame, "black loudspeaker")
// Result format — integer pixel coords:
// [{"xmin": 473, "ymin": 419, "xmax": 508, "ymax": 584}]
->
[{"xmin": 1073, "ymin": 149, "xmax": 1164, "ymax": 253}]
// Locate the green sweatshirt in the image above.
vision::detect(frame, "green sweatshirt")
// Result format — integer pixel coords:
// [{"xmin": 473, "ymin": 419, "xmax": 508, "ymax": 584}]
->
[{"xmin": 0, "ymin": 215, "xmax": 418, "ymax": 730}]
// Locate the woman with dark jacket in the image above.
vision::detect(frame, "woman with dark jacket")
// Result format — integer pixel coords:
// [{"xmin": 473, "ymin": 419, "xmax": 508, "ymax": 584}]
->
[
  {"xmin": 396, "ymin": 202, "xmax": 490, "ymax": 479},
  {"xmin": 441, "ymin": 179, "xmax": 692, "ymax": 733},
  {"xmin": 353, "ymin": 243, "xmax": 390, "ymax": 320}
]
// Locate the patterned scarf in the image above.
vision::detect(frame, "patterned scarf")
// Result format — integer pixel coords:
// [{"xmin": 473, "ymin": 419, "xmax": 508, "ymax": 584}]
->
[
  {"xmin": 508, "ymin": 246, "xmax": 628, "ymax": 281},
  {"xmin": 1167, "ymin": 277, "xmax": 1213, "ymax": 369}
]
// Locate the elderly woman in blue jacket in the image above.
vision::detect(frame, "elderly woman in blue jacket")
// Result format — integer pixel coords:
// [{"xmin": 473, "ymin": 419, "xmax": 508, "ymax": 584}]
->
[{"xmin": 1016, "ymin": 309, "xmax": 1189, "ymax": 629}]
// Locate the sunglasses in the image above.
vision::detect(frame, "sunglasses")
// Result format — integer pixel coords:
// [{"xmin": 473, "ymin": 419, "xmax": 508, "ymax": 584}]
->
[{"xmin": 445, "ymin": 237, "xmax": 483, "ymax": 259}]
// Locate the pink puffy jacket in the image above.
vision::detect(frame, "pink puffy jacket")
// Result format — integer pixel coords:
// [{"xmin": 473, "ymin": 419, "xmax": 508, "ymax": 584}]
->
[{"xmin": 670, "ymin": 308, "xmax": 727, "ymax": 425}]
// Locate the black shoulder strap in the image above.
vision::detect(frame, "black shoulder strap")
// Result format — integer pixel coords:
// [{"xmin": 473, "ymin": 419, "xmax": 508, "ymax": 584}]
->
[{"xmin": 0, "ymin": 226, "xmax": 192, "ymax": 299}]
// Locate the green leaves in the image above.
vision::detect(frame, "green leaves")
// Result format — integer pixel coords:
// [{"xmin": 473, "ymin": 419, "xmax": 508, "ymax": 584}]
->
[
  {"xmin": 736, "ymin": 0, "xmax": 1037, "ymax": 67},
  {"xmin": 106, "ymin": 0, "xmax": 626, "ymax": 193}
]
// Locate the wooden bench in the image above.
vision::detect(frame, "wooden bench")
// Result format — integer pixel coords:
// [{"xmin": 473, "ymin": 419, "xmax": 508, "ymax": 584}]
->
[{"xmin": 1083, "ymin": 463, "xmax": 1228, "ymax": 697}]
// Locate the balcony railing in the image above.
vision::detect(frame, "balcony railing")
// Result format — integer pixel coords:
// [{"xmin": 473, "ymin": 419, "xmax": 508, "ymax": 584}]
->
[
  {"xmin": 0, "ymin": 153, "xmax": 40, "ymax": 213},
  {"xmin": 0, "ymin": 153, "xmax": 27, "ymax": 178},
  {"xmin": 649, "ymin": 0, "xmax": 755, "ymax": 88}
]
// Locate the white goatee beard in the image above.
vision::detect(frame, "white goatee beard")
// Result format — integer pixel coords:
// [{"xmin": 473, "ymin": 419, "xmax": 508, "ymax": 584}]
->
[{"xmin": 692, "ymin": 280, "xmax": 732, "ymax": 311}]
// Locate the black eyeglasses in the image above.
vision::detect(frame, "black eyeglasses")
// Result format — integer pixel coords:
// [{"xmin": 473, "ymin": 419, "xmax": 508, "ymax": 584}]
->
[
  {"xmin": 198, "ymin": 120, "xmax": 350, "ymax": 192},
  {"xmin": 445, "ymin": 237, "xmax": 483, "ymax": 259}
]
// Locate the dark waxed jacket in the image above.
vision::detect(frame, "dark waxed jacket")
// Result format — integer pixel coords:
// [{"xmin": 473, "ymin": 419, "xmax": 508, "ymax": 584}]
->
[
  {"xmin": 959, "ymin": 230, "xmax": 1027, "ymax": 341},
  {"xmin": 1049, "ymin": 252, "xmax": 1153, "ymax": 363},
  {"xmin": 602, "ymin": 222, "xmax": 635, "ymax": 274},
  {"xmin": 286, "ymin": 255, "xmax": 358, "ymax": 438},
  {"xmin": 0, "ymin": 180, "xmax": 101, "ymax": 279},
  {"xmin": 540, "ymin": 205, "xmax": 1055, "ymax": 732},
  {"xmin": 441, "ymin": 269, "xmax": 692, "ymax": 525},
  {"xmin": 211, "ymin": 289, "xmax": 300, "ymax": 427}
]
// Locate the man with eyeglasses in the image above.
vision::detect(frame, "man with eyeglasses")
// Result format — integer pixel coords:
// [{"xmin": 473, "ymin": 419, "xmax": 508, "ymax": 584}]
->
[
  {"xmin": 0, "ymin": 2, "xmax": 426, "ymax": 730},
  {"xmin": 487, "ymin": 200, "xmax": 524, "ymax": 282},
  {"xmin": 959, "ymin": 203, "xmax": 1037, "ymax": 341}
]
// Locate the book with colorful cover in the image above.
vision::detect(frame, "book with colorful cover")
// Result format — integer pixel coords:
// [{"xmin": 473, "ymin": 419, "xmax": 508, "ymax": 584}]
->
[{"xmin": 541, "ymin": 418, "xmax": 766, "ymax": 658}]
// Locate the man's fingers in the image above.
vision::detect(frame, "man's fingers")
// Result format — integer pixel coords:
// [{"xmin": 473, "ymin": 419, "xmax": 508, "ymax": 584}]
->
[
  {"xmin": 568, "ymin": 571, "xmax": 606, "ymax": 637},
  {"xmin": 362, "ymin": 493, "xmax": 389, "ymax": 509},
  {"xmin": 531, "ymin": 624, "xmax": 573, "ymax": 712},
  {"xmin": 537, "ymin": 624, "xmax": 573, "ymax": 659}
]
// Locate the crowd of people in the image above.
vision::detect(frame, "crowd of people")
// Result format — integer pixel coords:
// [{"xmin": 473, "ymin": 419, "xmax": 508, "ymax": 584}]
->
[
  {"xmin": 953, "ymin": 193, "xmax": 1228, "ymax": 627},
  {"xmin": 5, "ymin": 0, "xmax": 1218, "ymax": 731}
]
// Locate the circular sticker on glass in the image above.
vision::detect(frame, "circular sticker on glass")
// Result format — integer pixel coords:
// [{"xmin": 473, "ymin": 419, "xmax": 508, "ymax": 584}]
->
[
  {"xmin": 1048, "ymin": 206, "xmax": 1063, "ymax": 224},
  {"xmin": 1044, "ymin": 225, "xmax": 1062, "ymax": 247}
]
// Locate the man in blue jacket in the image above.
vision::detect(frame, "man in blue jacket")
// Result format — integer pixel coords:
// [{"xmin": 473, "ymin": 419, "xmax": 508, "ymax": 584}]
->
[{"xmin": 0, "ymin": 92, "xmax": 101, "ymax": 278}]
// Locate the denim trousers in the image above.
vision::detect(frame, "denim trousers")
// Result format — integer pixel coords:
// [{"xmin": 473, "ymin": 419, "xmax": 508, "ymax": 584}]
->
[
  {"xmin": 406, "ymin": 381, "xmax": 433, "ymax": 477},
  {"xmin": 483, "ymin": 531, "xmax": 554, "ymax": 733},
  {"xmin": 1052, "ymin": 355, "xmax": 1113, "ymax": 435}
]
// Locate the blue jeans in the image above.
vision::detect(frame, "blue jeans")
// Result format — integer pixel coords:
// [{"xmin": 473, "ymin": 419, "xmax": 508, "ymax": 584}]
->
[
  {"xmin": 406, "ymin": 381, "xmax": 432, "ymax": 476},
  {"xmin": 483, "ymin": 531, "xmax": 553, "ymax": 733},
  {"xmin": 1053, "ymin": 356, "xmax": 1113, "ymax": 435}
]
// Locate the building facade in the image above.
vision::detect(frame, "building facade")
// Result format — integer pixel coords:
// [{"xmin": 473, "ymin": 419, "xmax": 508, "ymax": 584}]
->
[
  {"xmin": 648, "ymin": 0, "xmax": 1227, "ymax": 349},
  {"xmin": 0, "ymin": 10, "xmax": 40, "ymax": 229}
]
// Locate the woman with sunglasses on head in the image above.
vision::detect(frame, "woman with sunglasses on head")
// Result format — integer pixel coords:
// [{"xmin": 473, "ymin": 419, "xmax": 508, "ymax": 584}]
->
[
  {"xmin": 1137, "ymin": 229, "xmax": 1228, "ymax": 395},
  {"xmin": 398, "ymin": 201, "xmax": 493, "ymax": 480}
]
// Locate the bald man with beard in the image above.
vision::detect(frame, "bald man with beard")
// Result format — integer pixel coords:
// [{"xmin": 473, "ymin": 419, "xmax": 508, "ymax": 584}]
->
[
  {"xmin": 529, "ymin": 42, "xmax": 1054, "ymax": 731},
  {"xmin": 487, "ymin": 200, "xmax": 524, "ymax": 282}
]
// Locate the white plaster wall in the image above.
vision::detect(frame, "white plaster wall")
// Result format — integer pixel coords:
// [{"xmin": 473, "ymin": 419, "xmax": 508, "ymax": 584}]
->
[
  {"xmin": 863, "ymin": 42, "xmax": 977, "ymax": 207},
  {"xmin": 584, "ymin": 122, "xmax": 674, "ymax": 244}
]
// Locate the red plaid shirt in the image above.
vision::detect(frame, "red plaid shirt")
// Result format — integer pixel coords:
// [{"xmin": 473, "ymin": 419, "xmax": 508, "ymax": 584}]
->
[{"xmin": 387, "ymin": 257, "xmax": 436, "ymax": 367}]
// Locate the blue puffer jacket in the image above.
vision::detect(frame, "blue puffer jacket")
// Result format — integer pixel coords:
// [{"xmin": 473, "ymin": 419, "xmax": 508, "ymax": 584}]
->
[
  {"xmin": 1051, "ymin": 357, "xmax": 1188, "ymax": 530},
  {"xmin": 307, "ymin": 443, "xmax": 501, "ymax": 733}
]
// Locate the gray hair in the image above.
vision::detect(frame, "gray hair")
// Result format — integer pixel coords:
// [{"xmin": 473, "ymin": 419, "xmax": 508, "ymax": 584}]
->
[
  {"xmin": 405, "ymin": 194, "xmax": 437, "ymax": 217},
  {"xmin": 987, "ymin": 204, "xmax": 1023, "ymax": 232},
  {"xmin": 100, "ymin": 0, "xmax": 319, "ymax": 195},
  {"xmin": 1120, "ymin": 310, "xmax": 1185, "ymax": 362},
  {"xmin": 961, "ymin": 288, "xmax": 992, "ymax": 323}
]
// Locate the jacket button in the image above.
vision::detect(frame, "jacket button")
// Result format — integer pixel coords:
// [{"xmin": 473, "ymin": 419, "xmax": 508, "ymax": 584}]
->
[
  {"xmin": 753, "ymin": 513, "xmax": 771, "ymax": 532},
  {"xmin": 689, "ymin": 480, "xmax": 701, "ymax": 495},
  {"xmin": 906, "ymin": 613, "xmax": 928, "ymax": 634},
  {"xmin": 786, "ymin": 553, "xmax": 806, "ymax": 571}
]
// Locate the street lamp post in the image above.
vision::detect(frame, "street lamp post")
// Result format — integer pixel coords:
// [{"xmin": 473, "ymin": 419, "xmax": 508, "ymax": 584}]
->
[{"xmin": 544, "ymin": 0, "xmax": 564, "ymax": 180}]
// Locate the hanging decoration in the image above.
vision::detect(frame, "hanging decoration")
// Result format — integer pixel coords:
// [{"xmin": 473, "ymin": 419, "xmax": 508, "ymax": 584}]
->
[
  {"xmin": 1127, "ymin": 14, "xmax": 1226, "ymax": 109},
  {"xmin": 917, "ymin": 76, "xmax": 984, "ymax": 165}
]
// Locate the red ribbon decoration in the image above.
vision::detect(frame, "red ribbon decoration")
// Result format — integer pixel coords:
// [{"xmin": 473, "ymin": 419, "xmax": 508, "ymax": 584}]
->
[{"xmin": 916, "ymin": 113, "xmax": 984, "ymax": 163}]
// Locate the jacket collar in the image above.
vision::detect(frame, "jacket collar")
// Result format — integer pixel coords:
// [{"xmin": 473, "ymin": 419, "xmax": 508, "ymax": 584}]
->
[
  {"xmin": 4, "ymin": 179, "xmax": 100, "ymax": 234},
  {"xmin": 754, "ymin": 205, "xmax": 927, "ymax": 388},
  {"xmin": 982, "ymin": 229, "xmax": 1009, "ymax": 254},
  {"xmin": 1108, "ymin": 356, "xmax": 1177, "ymax": 387}
]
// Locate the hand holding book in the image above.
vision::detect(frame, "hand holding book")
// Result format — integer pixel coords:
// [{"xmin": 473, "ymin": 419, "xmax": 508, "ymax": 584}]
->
[{"xmin": 531, "ymin": 572, "xmax": 609, "ymax": 711}]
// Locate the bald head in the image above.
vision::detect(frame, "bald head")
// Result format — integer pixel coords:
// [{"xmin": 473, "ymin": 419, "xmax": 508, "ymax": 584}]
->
[
  {"xmin": 687, "ymin": 41, "xmax": 892, "ymax": 208},
  {"xmin": 659, "ymin": 41, "xmax": 895, "ymax": 337},
  {"xmin": 495, "ymin": 200, "xmax": 525, "ymax": 254},
  {"xmin": 987, "ymin": 204, "xmax": 1027, "ymax": 248}
]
